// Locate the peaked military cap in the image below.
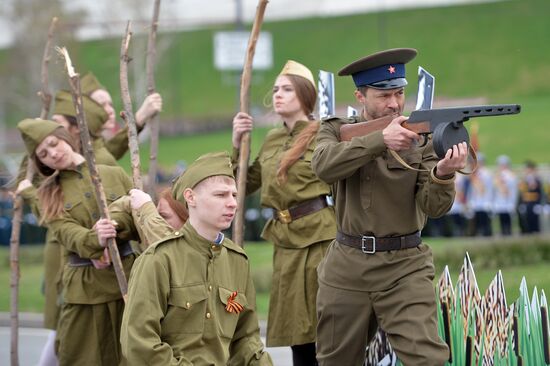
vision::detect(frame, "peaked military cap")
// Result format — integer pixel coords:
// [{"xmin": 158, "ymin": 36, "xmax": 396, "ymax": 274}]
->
[
  {"xmin": 80, "ymin": 72, "xmax": 104, "ymax": 95},
  {"xmin": 338, "ymin": 48, "xmax": 417, "ymax": 89},
  {"xmin": 172, "ymin": 151, "xmax": 235, "ymax": 203},
  {"xmin": 17, "ymin": 118, "xmax": 64, "ymax": 156},
  {"xmin": 53, "ymin": 90, "xmax": 108, "ymax": 137},
  {"xmin": 279, "ymin": 60, "xmax": 316, "ymax": 89}
]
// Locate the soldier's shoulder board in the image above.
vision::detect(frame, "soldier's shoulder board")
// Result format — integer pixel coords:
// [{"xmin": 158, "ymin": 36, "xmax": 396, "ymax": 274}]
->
[
  {"xmin": 146, "ymin": 231, "xmax": 185, "ymax": 254},
  {"xmin": 321, "ymin": 115, "xmax": 357, "ymax": 124},
  {"xmin": 223, "ymin": 239, "xmax": 249, "ymax": 259}
]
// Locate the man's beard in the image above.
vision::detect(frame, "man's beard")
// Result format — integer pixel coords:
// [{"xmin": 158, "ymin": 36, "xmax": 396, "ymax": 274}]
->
[{"xmin": 367, "ymin": 107, "xmax": 401, "ymax": 120}]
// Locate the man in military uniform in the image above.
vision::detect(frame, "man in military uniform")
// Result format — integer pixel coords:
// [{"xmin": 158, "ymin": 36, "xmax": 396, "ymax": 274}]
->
[
  {"xmin": 118, "ymin": 152, "xmax": 272, "ymax": 365},
  {"xmin": 311, "ymin": 48, "xmax": 468, "ymax": 365}
]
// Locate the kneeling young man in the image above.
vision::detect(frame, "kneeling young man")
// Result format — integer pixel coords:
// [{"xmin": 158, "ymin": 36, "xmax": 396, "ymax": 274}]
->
[{"xmin": 118, "ymin": 152, "xmax": 273, "ymax": 365}]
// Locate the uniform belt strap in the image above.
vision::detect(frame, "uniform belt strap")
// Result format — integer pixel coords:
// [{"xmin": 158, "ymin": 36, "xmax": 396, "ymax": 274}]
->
[
  {"xmin": 68, "ymin": 241, "xmax": 134, "ymax": 267},
  {"xmin": 274, "ymin": 196, "xmax": 329, "ymax": 224},
  {"xmin": 336, "ymin": 230, "xmax": 421, "ymax": 254}
]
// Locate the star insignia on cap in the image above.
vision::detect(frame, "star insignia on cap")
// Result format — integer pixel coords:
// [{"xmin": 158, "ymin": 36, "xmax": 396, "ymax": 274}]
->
[{"xmin": 388, "ymin": 65, "xmax": 396, "ymax": 74}]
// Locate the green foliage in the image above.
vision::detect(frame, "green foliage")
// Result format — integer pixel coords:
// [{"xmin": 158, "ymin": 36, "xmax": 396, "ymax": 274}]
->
[{"xmin": 433, "ymin": 235, "xmax": 550, "ymax": 273}]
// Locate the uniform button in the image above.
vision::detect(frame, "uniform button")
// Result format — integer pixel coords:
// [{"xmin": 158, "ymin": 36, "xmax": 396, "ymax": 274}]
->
[
  {"xmin": 186, "ymin": 302, "xmax": 190, "ymax": 308},
  {"xmin": 208, "ymin": 285, "xmax": 212, "ymax": 291},
  {"xmin": 211, "ymin": 245, "xmax": 216, "ymax": 249},
  {"xmin": 174, "ymin": 231, "xmax": 180, "ymax": 236},
  {"xmin": 92, "ymin": 213, "xmax": 99, "ymax": 220},
  {"xmin": 84, "ymin": 192, "xmax": 92, "ymax": 198},
  {"xmin": 206, "ymin": 312, "xmax": 211, "ymax": 319}
]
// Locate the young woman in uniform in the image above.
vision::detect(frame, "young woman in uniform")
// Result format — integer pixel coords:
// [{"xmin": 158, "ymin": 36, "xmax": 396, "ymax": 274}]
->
[
  {"xmin": 17, "ymin": 118, "xmax": 134, "ymax": 366},
  {"xmin": 231, "ymin": 60, "xmax": 337, "ymax": 365}
]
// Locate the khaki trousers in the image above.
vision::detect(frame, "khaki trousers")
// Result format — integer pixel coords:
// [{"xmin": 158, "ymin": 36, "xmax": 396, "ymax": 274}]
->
[{"xmin": 316, "ymin": 241, "xmax": 448, "ymax": 366}]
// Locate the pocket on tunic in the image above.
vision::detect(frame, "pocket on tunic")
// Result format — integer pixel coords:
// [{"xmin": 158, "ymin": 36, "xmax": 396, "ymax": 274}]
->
[
  {"xmin": 64, "ymin": 199, "xmax": 84, "ymax": 215},
  {"xmin": 163, "ymin": 284, "xmax": 208, "ymax": 334},
  {"xmin": 217, "ymin": 287, "xmax": 248, "ymax": 338}
]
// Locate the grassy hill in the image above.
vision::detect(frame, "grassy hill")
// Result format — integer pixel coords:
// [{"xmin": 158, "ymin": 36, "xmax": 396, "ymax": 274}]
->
[{"xmin": 66, "ymin": 0, "xmax": 549, "ymax": 119}]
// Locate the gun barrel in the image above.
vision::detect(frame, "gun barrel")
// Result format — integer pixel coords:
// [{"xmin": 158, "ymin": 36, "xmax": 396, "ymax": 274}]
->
[
  {"xmin": 459, "ymin": 104, "xmax": 521, "ymax": 118},
  {"xmin": 408, "ymin": 104, "xmax": 521, "ymax": 124}
]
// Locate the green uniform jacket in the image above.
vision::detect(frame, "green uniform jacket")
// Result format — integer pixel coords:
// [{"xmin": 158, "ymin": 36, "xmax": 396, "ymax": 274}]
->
[
  {"xmin": 232, "ymin": 120, "xmax": 336, "ymax": 248},
  {"xmin": 103, "ymin": 126, "xmax": 132, "ymax": 160},
  {"xmin": 312, "ymin": 116, "xmax": 455, "ymax": 239},
  {"xmin": 120, "ymin": 221, "xmax": 272, "ymax": 366},
  {"xmin": 47, "ymin": 162, "xmax": 134, "ymax": 304}
]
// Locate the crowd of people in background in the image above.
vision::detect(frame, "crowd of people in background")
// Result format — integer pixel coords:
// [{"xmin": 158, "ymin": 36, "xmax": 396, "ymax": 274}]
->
[{"xmin": 425, "ymin": 154, "xmax": 549, "ymax": 238}]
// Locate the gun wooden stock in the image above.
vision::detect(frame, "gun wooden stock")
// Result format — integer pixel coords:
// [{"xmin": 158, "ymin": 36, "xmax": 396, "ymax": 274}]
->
[{"xmin": 340, "ymin": 115, "xmax": 430, "ymax": 141}]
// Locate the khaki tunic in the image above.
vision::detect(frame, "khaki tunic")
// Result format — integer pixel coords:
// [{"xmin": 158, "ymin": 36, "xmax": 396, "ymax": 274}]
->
[
  {"xmin": 120, "ymin": 221, "xmax": 273, "ymax": 365},
  {"xmin": 233, "ymin": 120, "xmax": 336, "ymax": 347},
  {"xmin": 46, "ymin": 162, "xmax": 134, "ymax": 365},
  {"xmin": 103, "ymin": 126, "xmax": 132, "ymax": 160},
  {"xmin": 311, "ymin": 116, "xmax": 454, "ymax": 365},
  {"xmin": 16, "ymin": 136, "xmax": 128, "ymax": 330}
]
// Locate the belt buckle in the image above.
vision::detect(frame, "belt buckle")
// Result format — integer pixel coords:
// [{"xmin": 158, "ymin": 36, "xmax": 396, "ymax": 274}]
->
[
  {"xmin": 361, "ymin": 236, "xmax": 376, "ymax": 254},
  {"xmin": 277, "ymin": 209, "xmax": 292, "ymax": 224}
]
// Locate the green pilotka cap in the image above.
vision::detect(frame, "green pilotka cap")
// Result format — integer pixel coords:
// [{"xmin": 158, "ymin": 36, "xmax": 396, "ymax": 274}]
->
[
  {"xmin": 53, "ymin": 90, "xmax": 108, "ymax": 137},
  {"xmin": 17, "ymin": 118, "xmax": 64, "ymax": 156},
  {"xmin": 80, "ymin": 72, "xmax": 104, "ymax": 95},
  {"xmin": 171, "ymin": 152, "xmax": 235, "ymax": 203}
]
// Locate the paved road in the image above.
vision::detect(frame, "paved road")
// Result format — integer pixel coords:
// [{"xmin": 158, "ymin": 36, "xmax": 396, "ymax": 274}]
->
[{"xmin": 0, "ymin": 323, "xmax": 292, "ymax": 365}]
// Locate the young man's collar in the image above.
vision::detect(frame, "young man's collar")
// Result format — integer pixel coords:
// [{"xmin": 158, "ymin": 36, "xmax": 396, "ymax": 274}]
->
[{"xmin": 214, "ymin": 232, "xmax": 224, "ymax": 245}]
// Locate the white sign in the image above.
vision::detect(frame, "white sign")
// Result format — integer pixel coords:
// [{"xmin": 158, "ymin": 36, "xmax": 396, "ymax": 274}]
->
[{"xmin": 213, "ymin": 31, "xmax": 273, "ymax": 71}]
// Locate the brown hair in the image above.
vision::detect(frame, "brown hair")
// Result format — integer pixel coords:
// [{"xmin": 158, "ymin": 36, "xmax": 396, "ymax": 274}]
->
[
  {"xmin": 159, "ymin": 188, "xmax": 189, "ymax": 224},
  {"xmin": 276, "ymin": 74, "xmax": 319, "ymax": 184},
  {"xmin": 34, "ymin": 128, "xmax": 78, "ymax": 223}
]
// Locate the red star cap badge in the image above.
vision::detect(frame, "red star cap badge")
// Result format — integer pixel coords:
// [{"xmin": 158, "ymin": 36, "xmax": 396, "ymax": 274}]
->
[{"xmin": 388, "ymin": 65, "xmax": 396, "ymax": 74}]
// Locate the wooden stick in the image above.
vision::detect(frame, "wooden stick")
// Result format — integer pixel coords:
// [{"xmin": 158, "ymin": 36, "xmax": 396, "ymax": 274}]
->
[
  {"xmin": 10, "ymin": 17, "xmax": 57, "ymax": 365},
  {"xmin": 146, "ymin": 0, "xmax": 161, "ymax": 200},
  {"xmin": 233, "ymin": 0, "xmax": 269, "ymax": 246},
  {"xmin": 57, "ymin": 47, "xmax": 128, "ymax": 301},
  {"xmin": 120, "ymin": 21, "xmax": 143, "ymax": 190},
  {"xmin": 38, "ymin": 17, "xmax": 57, "ymax": 120}
]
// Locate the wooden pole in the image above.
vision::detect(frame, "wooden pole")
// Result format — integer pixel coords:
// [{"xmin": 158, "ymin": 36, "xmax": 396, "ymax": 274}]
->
[
  {"xmin": 146, "ymin": 0, "xmax": 161, "ymax": 200},
  {"xmin": 120, "ymin": 21, "xmax": 143, "ymax": 190},
  {"xmin": 57, "ymin": 47, "xmax": 129, "ymax": 301},
  {"xmin": 10, "ymin": 16, "xmax": 57, "ymax": 366},
  {"xmin": 38, "ymin": 17, "xmax": 58, "ymax": 120},
  {"xmin": 232, "ymin": 0, "xmax": 269, "ymax": 246}
]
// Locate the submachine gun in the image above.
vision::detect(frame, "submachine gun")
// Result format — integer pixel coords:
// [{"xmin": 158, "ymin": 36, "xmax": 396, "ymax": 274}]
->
[{"xmin": 340, "ymin": 104, "xmax": 521, "ymax": 158}]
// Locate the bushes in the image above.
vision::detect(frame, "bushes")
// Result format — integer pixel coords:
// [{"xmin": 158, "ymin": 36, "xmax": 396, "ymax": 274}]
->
[{"xmin": 434, "ymin": 235, "xmax": 550, "ymax": 273}]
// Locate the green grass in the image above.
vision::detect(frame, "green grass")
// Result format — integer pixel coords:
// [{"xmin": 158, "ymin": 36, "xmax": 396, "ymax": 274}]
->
[
  {"xmin": 2, "ymin": 240, "xmax": 549, "ymax": 320},
  {"xmin": 116, "ymin": 125, "xmax": 271, "ymax": 172}
]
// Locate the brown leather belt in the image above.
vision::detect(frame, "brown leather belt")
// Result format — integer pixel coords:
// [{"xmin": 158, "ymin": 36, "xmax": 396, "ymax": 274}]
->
[
  {"xmin": 273, "ymin": 196, "xmax": 330, "ymax": 224},
  {"xmin": 336, "ymin": 231, "xmax": 421, "ymax": 254},
  {"xmin": 68, "ymin": 241, "xmax": 134, "ymax": 267}
]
